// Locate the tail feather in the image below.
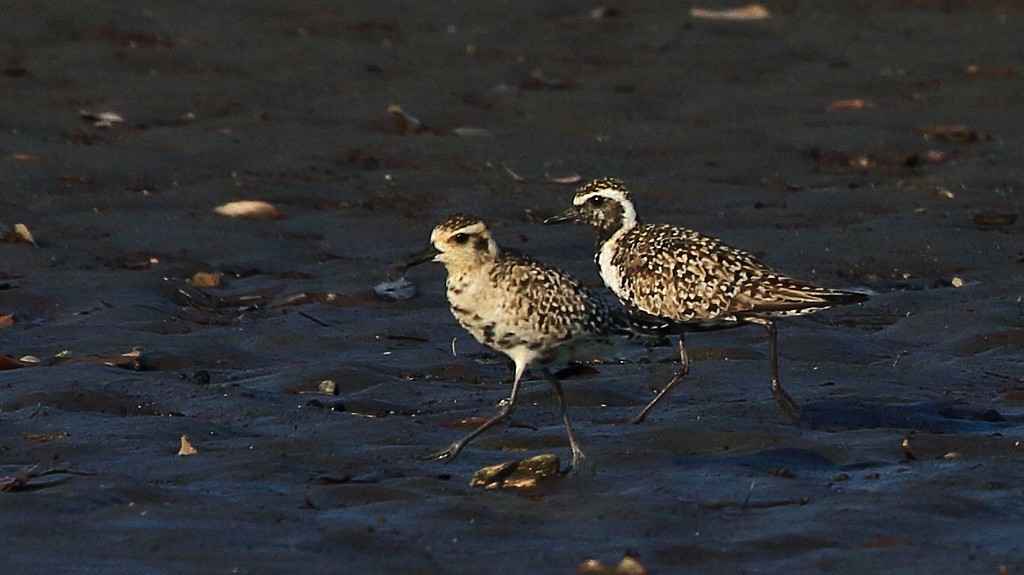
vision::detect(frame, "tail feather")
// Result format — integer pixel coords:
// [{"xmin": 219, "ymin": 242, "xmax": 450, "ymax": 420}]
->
[{"xmin": 741, "ymin": 287, "xmax": 869, "ymax": 316}]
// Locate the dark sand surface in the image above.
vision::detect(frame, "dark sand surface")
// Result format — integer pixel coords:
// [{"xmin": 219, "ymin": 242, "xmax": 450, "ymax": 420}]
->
[{"xmin": 3, "ymin": 1, "xmax": 1024, "ymax": 573}]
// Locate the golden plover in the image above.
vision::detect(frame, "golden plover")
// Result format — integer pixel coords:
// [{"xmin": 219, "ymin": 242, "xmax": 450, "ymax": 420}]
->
[
  {"xmin": 403, "ymin": 213, "xmax": 644, "ymax": 471},
  {"xmin": 546, "ymin": 178, "xmax": 868, "ymax": 423}
]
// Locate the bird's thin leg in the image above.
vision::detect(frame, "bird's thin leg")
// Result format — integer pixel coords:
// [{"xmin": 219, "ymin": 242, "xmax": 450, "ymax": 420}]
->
[
  {"xmin": 763, "ymin": 320, "xmax": 800, "ymax": 423},
  {"xmin": 631, "ymin": 335, "xmax": 690, "ymax": 424},
  {"xmin": 541, "ymin": 368, "xmax": 584, "ymax": 473},
  {"xmin": 424, "ymin": 362, "xmax": 526, "ymax": 462}
]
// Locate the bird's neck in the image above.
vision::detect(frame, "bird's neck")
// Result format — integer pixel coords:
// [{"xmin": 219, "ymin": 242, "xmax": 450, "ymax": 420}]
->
[{"xmin": 594, "ymin": 214, "xmax": 637, "ymax": 244}]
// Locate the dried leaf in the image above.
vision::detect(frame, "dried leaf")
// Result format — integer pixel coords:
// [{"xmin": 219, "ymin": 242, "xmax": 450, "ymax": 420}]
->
[
  {"xmin": 963, "ymin": 64, "xmax": 1016, "ymax": 77},
  {"xmin": 13, "ymin": 223, "xmax": 35, "ymax": 245},
  {"xmin": 1, "ymin": 222, "xmax": 36, "ymax": 245},
  {"xmin": 59, "ymin": 175, "xmax": 95, "ymax": 186},
  {"xmin": 826, "ymin": 98, "xmax": 877, "ymax": 111},
  {"xmin": 914, "ymin": 124, "xmax": 990, "ymax": 144},
  {"xmin": 691, "ymin": 4, "xmax": 770, "ymax": 20},
  {"xmin": 0, "ymin": 314, "xmax": 13, "ymax": 327},
  {"xmin": 213, "ymin": 200, "xmax": 283, "ymax": 220},
  {"xmin": 470, "ymin": 454, "xmax": 561, "ymax": 489},
  {"xmin": 178, "ymin": 435, "xmax": 198, "ymax": 456},
  {"xmin": 970, "ymin": 213, "xmax": 1016, "ymax": 229},
  {"xmin": 23, "ymin": 432, "xmax": 70, "ymax": 443}
]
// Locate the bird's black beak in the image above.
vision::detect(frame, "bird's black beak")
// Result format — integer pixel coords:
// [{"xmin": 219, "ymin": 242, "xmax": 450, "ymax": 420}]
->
[
  {"xmin": 399, "ymin": 245, "xmax": 440, "ymax": 269},
  {"xmin": 543, "ymin": 207, "xmax": 579, "ymax": 225}
]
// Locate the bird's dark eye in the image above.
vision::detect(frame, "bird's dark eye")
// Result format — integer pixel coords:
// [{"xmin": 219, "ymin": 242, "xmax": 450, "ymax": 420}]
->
[
  {"xmin": 453, "ymin": 233, "xmax": 470, "ymax": 245},
  {"xmin": 587, "ymin": 196, "xmax": 606, "ymax": 206}
]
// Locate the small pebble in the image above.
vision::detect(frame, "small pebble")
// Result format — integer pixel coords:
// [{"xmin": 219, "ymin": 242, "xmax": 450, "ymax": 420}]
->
[
  {"xmin": 319, "ymin": 379, "xmax": 338, "ymax": 395},
  {"xmin": 190, "ymin": 271, "xmax": 223, "ymax": 288}
]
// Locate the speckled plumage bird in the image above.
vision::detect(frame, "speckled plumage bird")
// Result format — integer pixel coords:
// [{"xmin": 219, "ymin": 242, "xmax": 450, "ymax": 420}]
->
[
  {"xmin": 546, "ymin": 178, "xmax": 868, "ymax": 423},
  {"xmin": 403, "ymin": 213, "xmax": 647, "ymax": 471}
]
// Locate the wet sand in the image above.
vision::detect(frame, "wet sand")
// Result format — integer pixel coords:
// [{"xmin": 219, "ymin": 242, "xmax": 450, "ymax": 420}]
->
[{"xmin": 2, "ymin": 1, "xmax": 1024, "ymax": 573}]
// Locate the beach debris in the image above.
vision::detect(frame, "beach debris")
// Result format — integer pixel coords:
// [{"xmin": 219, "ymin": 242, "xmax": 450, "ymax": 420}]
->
[
  {"xmin": 10, "ymin": 152, "xmax": 42, "ymax": 162},
  {"xmin": 441, "ymin": 416, "xmax": 491, "ymax": 430},
  {"xmin": 470, "ymin": 453, "xmax": 561, "ymax": 489},
  {"xmin": 575, "ymin": 556, "xmax": 647, "ymax": 575},
  {"xmin": 189, "ymin": 271, "xmax": 223, "ymax": 289},
  {"xmin": 178, "ymin": 435, "xmax": 198, "ymax": 456},
  {"xmin": 901, "ymin": 437, "xmax": 917, "ymax": 461},
  {"xmin": 549, "ymin": 174, "xmax": 583, "ymax": 185},
  {"xmin": 273, "ymin": 291, "xmax": 374, "ymax": 308},
  {"xmin": 385, "ymin": 104, "xmax": 430, "ymax": 135},
  {"xmin": 0, "ymin": 222, "xmax": 37, "ymax": 246},
  {"xmin": 969, "ymin": 213, "xmax": 1016, "ymax": 230},
  {"xmin": 914, "ymin": 124, "xmax": 990, "ymax": 144},
  {"xmin": 79, "ymin": 110, "xmax": 129, "ymax": 128},
  {"xmin": 826, "ymin": 98, "xmax": 877, "ymax": 111},
  {"xmin": 451, "ymin": 126, "xmax": 492, "ymax": 137},
  {"xmin": 691, "ymin": 4, "xmax": 770, "ymax": 21},
  {"xmin": 23, "ymin": 432, "xmax": 69, "ymax": 443},
  {"xmin": 374, "ymin": 275, "xmax": 418, "ymax": 300},
  {"xmin": 521, "ymin": 68, "xmax": 578, "ymax": 90},
  {"xmin": 319, "ymin": 379, "xmax": 339, "ymax": 395},
  {"xmin": 0, "ymin": 354, "xmax": 32, "ymax": 370},
  {"xmin": 798, "ymin": 146, "xmax": 953, "ymax": 174},
  {"xmin": 213, "ymin": 200, "xmax": 283, "ymax": 220},
  {"xmin": 501, "ymin": 163, "xmax": 582, "ymax": 185},
  {"xmin": 59, "ymin": 175, "xmax": 95, "ymax": 186},
  {"xmin": 0, "ymin": 348, "xmax": 163, "ymax": 371},
  {"xmin": 0, "ymin": 314, "xmax": 13, "ymax": 327},
  {"xmin": 963, "ymin": 63, "xmax": 1016, "ymax": 78},
  {"xmin": 1, "ymin": 465, "xmax": 94, "ymax": 493}
]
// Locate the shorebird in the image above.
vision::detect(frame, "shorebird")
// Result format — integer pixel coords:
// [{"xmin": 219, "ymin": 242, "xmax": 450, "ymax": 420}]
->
[
  {"xmin": 546, "ymin": 177, "xmax": 868, "ymax": 423},
  {"xmin": 402, "ymin": 213, "xmax": 649, "ymax": 471}
]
